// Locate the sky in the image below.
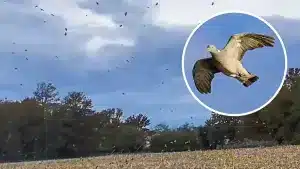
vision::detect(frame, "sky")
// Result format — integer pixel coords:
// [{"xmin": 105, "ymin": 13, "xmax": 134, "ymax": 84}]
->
[
  {"xmin": 183, "ymin": 13, "xmax": 285, "ymax": 115},
  {"xmin": 0, "ymin": 0, "xmax": 300, "ymax": 128}
]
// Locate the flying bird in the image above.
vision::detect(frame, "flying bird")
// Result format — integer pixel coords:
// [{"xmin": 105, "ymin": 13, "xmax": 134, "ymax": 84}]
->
[{"xmin": 192, "ymin": 33, "xmax": 275, "ymax": 94}]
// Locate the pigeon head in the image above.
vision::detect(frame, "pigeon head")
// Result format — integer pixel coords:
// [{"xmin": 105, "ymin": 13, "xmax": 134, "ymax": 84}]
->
[{"xmin": 207, "ymin": 45, "xmax": 217, "ymax": 53}]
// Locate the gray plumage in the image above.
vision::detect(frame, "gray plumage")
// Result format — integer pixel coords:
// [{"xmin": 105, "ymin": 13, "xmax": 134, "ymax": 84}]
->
[{"xmin": 192, "ymin": 33, "xmax": 275, "ymax": 94}]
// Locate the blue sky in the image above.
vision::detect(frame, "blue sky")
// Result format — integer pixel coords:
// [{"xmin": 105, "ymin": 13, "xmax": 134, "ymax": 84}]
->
[
  {"xmin": 184, "ymin": 13, "xmax": 285, "ymax": 114},
  {"xmin": 0, "ymin": 1, "xmax": 300, "ymax": 128}
]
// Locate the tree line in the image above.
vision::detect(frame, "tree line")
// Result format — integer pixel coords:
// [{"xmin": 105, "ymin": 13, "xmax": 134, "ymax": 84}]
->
[{"xmin": 0, "ymin": 68, "xmax": 299, "ymax": 162}]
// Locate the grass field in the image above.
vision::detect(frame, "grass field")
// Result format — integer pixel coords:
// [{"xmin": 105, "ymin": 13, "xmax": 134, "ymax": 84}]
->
[{"xmin": 1, "ymin": 145, "xmax": 299, "ymax": 169}]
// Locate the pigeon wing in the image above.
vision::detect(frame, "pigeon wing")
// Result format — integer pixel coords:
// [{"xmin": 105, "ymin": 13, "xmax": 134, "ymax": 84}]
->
[
  {"xmin": 192, "ymin": 58, "xmax": 220, "ymax": 94},
  {"xmin": 223, "ymin": 33, "xmax": 275, "ymax": 60}
]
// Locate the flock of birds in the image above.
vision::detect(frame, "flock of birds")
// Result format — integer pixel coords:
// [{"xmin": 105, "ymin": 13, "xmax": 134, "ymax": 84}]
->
[{"xmin": 4, "ymin": 1, "xmax": 216, "ymax": 117}]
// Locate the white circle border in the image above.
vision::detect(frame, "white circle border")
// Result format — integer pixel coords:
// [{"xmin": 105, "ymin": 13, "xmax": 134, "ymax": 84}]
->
[{"xmin": 181, "ymin": 10, "xmax": 288, "ymax": 117}]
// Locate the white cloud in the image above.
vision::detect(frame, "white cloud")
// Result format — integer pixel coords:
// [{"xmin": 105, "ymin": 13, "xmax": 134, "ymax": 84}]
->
[
  {"xmin": 151, "ymin": 0, "xmax": 300, "ymax": 27},
  {"xmin": 30, "ymin": 0, "xmax": 129, "ymax": 55},
  {"xmin": 0, "ymin": 0, "xmax": 152, "ymax": 71},
  {"xmin": 32, "ymin": 0, "xmax": 117, "ymax": 29},
  {"xmin": 85, "ymin": 37, "xmax": 135, "ymax": 57}
]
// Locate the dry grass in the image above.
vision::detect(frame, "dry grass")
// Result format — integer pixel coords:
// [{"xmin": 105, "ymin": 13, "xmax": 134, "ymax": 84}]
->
[{"xmin": 1, "ymin": 145, "xmax": 300, "ymax": 169}]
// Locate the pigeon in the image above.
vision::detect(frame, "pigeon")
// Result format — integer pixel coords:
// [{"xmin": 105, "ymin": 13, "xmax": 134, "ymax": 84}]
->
[{"xmin": 192, "ymin": 33, "xmax": 275, "ymax": 94}]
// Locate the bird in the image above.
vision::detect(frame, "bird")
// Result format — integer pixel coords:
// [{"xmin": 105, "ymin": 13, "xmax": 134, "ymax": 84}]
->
[{"xmin": 192, "ymin": 33, "xmax": 275, "ymax": 94}]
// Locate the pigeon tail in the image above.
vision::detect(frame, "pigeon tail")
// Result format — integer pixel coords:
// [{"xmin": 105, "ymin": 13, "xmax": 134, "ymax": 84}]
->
[{"xmin": 243, "ymin": 75, "xmax": 259, "ymax": 87}]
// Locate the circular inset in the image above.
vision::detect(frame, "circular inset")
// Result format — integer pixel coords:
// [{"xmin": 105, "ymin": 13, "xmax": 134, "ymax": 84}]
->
[{"xmin": 182, "ymin": 11, "xmax": 288, "ymax": 116}]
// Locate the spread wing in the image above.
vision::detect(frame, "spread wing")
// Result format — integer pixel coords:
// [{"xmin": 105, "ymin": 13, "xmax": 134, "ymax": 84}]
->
[
  {"xmin": 192, "ymin": 58, "xmax": 220, "ymax": 94},
  {"xmin": 223, "ymin": 33, "xmax": 275, "ymax": 60}
]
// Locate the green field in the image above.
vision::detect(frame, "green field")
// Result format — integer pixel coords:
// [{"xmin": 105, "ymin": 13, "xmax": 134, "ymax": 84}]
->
[{"xmin": 1, "ymin": 145, "xmax": 299, "ymax": 169}]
